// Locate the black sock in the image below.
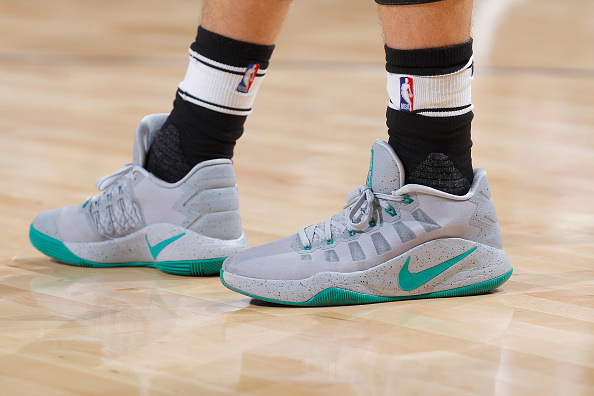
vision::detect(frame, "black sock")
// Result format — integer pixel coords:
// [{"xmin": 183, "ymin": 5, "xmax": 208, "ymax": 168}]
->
[
  {"xmin": 387, "ymin": 109, "xmax": 474, "ymax": 195},
  {"xmin": 147, "ymin": 26, "xmax": 275, "ymax": 182},
  {"xmin": 385, "ymin": 40, "xmax": 474, "ymax": 195}
]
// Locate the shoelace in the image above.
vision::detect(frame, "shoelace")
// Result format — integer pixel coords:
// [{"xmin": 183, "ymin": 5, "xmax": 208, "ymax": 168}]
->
[
  {"xmin": 85, "ymin": 163, "xmax": 143, "ymax": 237},
  {"xmin": 298, "ymin": 184, "xmax": 408, "ymax": 249},
  {"xmin": 95, "ymin": 163, "xmax": 134, "ymax": 191}
]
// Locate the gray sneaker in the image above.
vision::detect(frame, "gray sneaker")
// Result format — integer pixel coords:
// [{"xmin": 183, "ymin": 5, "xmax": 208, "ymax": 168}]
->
[
  {"xmin": 221, "ymin": 140, "xmax": 512, "ymax": 305},
  {"xmin": 30, "ymin": 114, "xmax": 249, "ymax": 275}
]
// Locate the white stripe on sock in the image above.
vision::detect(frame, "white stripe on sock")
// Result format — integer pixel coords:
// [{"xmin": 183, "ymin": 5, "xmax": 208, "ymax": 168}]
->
[
  {"xmin": 177, "ymin": 49, "xmax": 268, "ymax": 116},
  {"xmin": 387, "ymin": 57, "xmax": 473, "ymax": 117},
  {"xmin": 188, "ymin": 50, "xmax": 267, "ymax": 76}
]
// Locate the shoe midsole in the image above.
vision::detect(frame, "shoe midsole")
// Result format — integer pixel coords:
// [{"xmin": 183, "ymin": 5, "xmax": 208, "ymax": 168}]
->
[{"xmin": 36, "ymin": 223, "xmax": 249, "ymax": 263}]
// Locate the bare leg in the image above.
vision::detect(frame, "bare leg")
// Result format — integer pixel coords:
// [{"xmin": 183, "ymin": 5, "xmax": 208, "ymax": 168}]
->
[
  {"xmin": 202, "ymin": 0, "xmax": 292, "ymax": 45},
  {"xmin": 378, "ymin": 0, "xmax": 473, "ymax": 49}
]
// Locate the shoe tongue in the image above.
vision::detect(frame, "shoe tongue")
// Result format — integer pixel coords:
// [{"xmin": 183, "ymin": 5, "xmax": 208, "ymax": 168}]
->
[
  {"xmin": 366, "ymin": 140, "xmax": 405, "ymax": 194},
  {"xmin": 132, "ymin": 114, "xmax": 169, "ymax": 167}
]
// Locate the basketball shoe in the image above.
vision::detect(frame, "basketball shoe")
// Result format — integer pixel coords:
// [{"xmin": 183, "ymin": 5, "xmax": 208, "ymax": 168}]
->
[
  {"xmin": 221, "ymin": 139, "xmax": 512, "ymax": 305},
  {"xmin": 29, "ymin": 114, "xmax": 249, "ymax": 275}
]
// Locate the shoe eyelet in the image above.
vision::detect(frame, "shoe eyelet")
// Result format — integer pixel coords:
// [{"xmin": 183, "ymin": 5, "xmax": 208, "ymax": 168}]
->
[
  {"xmin": 384, "ymin": 205, "xmax": 397, "ymax": 217},
  {"xmin": 368, "ymin": 218, "xmax": 376, "ymax": 227},
  {"xmin": 401, "ymin": 194, "xmax": 414, "ymax": 204}
]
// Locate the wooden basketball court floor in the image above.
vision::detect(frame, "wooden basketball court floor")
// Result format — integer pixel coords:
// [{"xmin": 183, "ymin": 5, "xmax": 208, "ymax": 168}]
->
[{"xmin": 1, "ymin": 0, "xmax": 592, "ymax": 394}]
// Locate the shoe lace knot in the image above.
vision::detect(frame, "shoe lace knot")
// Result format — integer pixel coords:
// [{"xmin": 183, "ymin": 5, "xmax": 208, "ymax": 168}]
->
[
  {"xmin": 85, "ymin": 163, "xmax": 143, "ymax": 238},
  {"xmin": 298, "ymin": 184, "xmax": 407, "ymax": 249}
]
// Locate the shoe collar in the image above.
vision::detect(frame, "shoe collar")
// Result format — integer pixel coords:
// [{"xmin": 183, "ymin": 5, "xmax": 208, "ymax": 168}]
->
[{"xmin": 133, "ymin": 113, "xmax": 169, "ymax": 168}]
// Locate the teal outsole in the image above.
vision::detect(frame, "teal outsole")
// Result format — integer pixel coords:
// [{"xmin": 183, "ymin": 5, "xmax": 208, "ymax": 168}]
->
[
  {"xmin": 29, "ymin": 225, "xmax": 224, "ymax": 276},
  {"xmin": 220, "ymin": 268, "xmax": 514, "ymax": 307}
]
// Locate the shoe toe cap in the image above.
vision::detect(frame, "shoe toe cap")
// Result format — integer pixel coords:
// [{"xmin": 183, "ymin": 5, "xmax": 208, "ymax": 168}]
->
[
  {"xmin": 222, "ymin": 235, "xmax": 315, "ymax": 280},
  {"xmin": 31, "ymin": 209, "xmax": 61, "ymax": 239},
  {"xmin": 31, "ymin": 205, "xmax": 102, "ymax": 243}
]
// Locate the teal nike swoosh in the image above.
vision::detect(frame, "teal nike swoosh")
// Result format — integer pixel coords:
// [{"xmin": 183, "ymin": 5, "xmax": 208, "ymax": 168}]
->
[
  {"xmin": 145, "ymin": 233, "xmax": 185, "ymax": 260},
  {"xmin": 398, "ymin": 246, "xmax": 477, "ymax": 291}
]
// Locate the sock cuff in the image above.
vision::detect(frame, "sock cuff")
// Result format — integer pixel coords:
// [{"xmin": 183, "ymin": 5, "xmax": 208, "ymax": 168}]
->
[
  {"xmin": 193, "ymin": 26, "xmax": 275, "ymax": 69},
  {"xmin": 385, "ymin": 39, "xmax": 473, "ymax": 76},
  {"xmin": 386, "ymin": 57, "xmax": 473, "ymax": 117},
  {"xmin": 178, "ymin": 26, "xmax": 275, "ymax": 116}
]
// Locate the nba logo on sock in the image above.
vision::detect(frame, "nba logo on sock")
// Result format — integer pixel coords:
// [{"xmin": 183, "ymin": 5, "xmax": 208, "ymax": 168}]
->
[
  {"xmin": 399, "ymin": 77, "xmax": 414, "ymax": 111},
  {"xmin": 237, "ymin": 63, "xmax": 260, "ymax": 93}
]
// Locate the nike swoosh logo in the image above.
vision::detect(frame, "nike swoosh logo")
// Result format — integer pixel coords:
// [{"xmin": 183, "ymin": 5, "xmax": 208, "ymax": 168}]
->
[
  {"xmin": 398, "ymin": 246, "xmax": 477, "ymax": 291},
  {"xmin": 145, "ymin": 233, "xmax": 185, "ymax": 260}
]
